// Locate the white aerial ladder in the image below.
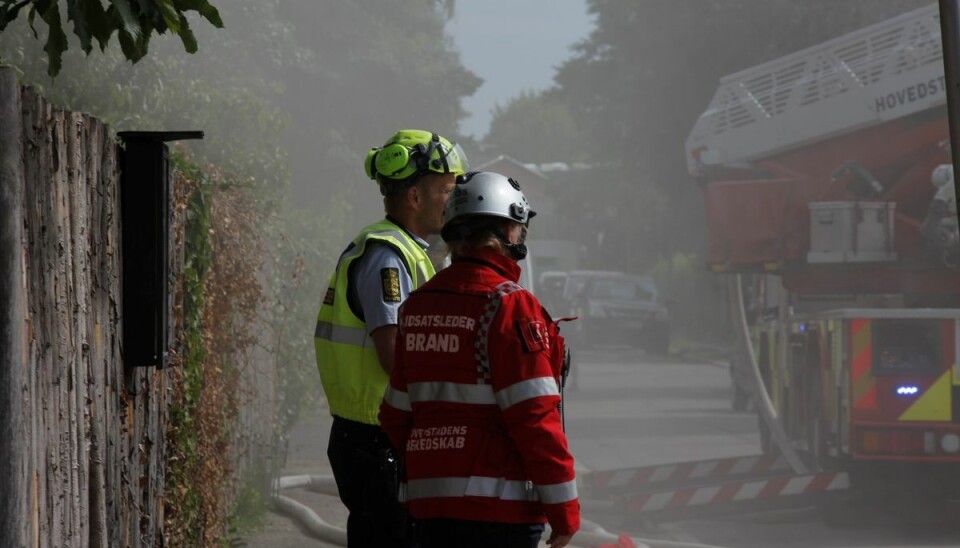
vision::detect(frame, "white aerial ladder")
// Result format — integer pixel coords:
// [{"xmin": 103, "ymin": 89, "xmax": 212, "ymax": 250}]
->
[{"xmin": 685, "ymin": 4, "xmax": 945, "ymax": 176}]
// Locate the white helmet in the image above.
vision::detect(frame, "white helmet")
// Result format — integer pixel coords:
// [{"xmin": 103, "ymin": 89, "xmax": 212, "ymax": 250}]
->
[{"xmin": 441, "ymin": 171, "xmax": 536, "ymax": 242}]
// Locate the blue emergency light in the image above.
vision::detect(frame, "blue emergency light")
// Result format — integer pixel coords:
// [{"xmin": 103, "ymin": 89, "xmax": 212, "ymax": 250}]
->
[{"xmin": 895, "ymin": 385, "xmax": 920, "ymax": 396}]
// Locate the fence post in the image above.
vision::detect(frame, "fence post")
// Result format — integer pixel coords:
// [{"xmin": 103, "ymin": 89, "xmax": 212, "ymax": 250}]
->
[{"xmin": 0, "ymin": 66, "xmax": 26, "ymax": 547}]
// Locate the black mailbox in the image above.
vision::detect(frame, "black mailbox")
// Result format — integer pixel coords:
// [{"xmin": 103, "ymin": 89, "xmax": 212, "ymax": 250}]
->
[{"xmin": 118, "ymin": 131, "xmax": 203, "ymax": 369}]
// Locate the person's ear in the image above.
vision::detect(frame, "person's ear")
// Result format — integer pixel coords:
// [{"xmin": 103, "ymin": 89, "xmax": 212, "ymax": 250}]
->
[{"xmin": 407, "ymin": 184, "xmax": 422, "ymax": 210}]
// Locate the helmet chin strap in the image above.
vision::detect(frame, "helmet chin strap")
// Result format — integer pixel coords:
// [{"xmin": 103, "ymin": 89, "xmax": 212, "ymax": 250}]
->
[{"xmin": 494, "ymin": 227, "xmax": 528, "ymax": 261}]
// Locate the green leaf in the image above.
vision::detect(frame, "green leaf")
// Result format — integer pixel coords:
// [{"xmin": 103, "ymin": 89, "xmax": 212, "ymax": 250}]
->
[
  {"xmin": 82, "ymin": 0, "xmax": 113, "ymax": 51},
  {"xmin": 133, "ymin": 22, "xmax": 151, "ymax": 59},
  {"xmin": 32, "ymin": 0, "xmax": 55, "ymax": 14},
  {"xmin": 40, "ymin": 1, "xmax": 68, "ymax": 76},
  {"xmin": 177, "ymin": 0, "xmax": 222, "ymax": 28},
  {"xmin": 0, "ymin": 0, "xmax": 32, "ymax": 32},
  {"xmin": 117, "ymin": 26, "xmax": 138, "ymax": 61},
  {"xmin": 65, "ymin": 0, "xmax": 92, "ymax": 53},
  {"xmin": 197, "ymin": 2, "xmax": 222, "ymax": 28},
  {"xmin": 155, "ymin": 0, "xmax": 180, "ymax": 32},
  {"xmin": 127, "ymin": 0, "xmax": 150, "ymax": 13},
  {"xmin": 176, "ymin": 13, "xmax": 197, "ymax": 53},
  {"xmin": 108, "ymin": 0, "xmax": 137, "ymax": 29},
  {"xmin": 26, "ymin": 2, "xmax": 42, "ymax": 39}
]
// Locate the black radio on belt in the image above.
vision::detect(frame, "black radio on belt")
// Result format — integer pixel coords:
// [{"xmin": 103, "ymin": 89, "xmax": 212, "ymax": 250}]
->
[{"xmin": 560, "ymin": 347, "xmax": 572, "ymax": 389}]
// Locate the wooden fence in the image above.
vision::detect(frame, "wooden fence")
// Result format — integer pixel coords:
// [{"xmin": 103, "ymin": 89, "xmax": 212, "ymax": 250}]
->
[{"xmin": 0, "ymin": 67, "xmax": 178, "ymax": 547}]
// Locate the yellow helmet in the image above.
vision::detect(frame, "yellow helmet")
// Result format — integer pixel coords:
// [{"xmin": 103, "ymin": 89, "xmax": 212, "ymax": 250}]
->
[{"xmin": 364, "ymin": 130, "xmax": 468, "ymax": 187}]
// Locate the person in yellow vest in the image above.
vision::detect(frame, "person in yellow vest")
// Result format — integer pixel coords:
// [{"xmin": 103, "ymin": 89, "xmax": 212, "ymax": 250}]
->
[{"xmin": 315, "ymin": 129, "xmax": 467, "ymax": 546}]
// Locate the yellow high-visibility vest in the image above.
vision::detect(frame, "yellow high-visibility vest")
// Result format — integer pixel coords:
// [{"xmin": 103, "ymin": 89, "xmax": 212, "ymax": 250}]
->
[{"xmin": 314, "ymin": 219, "xmax": 436, "ymax": 424}]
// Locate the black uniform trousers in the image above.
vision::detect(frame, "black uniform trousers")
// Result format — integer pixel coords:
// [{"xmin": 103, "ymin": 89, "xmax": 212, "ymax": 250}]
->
[
  {"xmin": 327, "ymin": 415, "xmax": 411, "ymax": 547},
  {"xmin": 419, "ymin": 518, "xmax": 544, "ymax": 548}
]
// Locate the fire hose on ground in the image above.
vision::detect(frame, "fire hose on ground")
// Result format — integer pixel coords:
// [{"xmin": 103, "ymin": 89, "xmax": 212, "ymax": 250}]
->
[
  {"xmin": 271, "ymin": 475, "xmax": 730, "ymax": 548},
  {"xmin": 272, "ymin": 475, "xmax": 346, "ymax": 546}
]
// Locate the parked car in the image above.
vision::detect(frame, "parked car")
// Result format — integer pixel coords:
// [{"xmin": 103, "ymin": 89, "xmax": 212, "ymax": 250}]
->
[
  {"xmin": 563, "ymin": 270, "xmax": 670, "ymax": 355},
  {"xmin": 537, "ymin": 270, "xmax": 570, "ymax": 314}
]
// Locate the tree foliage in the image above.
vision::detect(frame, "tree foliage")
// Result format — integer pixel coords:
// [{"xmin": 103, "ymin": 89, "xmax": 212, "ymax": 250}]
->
[
  {"xmin": 485, "ymin": 90, "xmax": 587, "ymax": 164},
  {"xmin": 0, "ymin": 0, "xmax": 223, "ymax": 76},
  {"xmin": 0, "ymin": 0, "xmax": 478, "ymax": 534},
  {"xmin": 1, "ymin": 0, "xmax": 480, "ymax": 209},
  {"xmin": 272, "ymin": 0, "xmax": 481, "ymax": 217},
  {"xmin": 0, "ymin": 5, "xmax": 288, "ymax": 189}
]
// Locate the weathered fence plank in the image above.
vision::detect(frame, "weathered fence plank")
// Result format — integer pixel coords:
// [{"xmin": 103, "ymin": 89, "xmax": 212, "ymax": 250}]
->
[
  {"xmin": 0, "ymin": 66, "xmax": 26, "ymax": 548},
  {"xmin": 11, "ymin": 83, "xmax": 177, "ymax": 548},
  {"xmin": 3, "ymin": 74, "xmax": 277, "ymax": 548},
  {"xmin": 86, "ymin": 118, "xmax": 109, "ymax": 548}
]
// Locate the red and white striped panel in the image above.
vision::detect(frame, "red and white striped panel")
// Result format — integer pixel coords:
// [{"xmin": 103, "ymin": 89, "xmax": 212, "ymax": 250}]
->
[
  {"xmin": 587, "ymin": 454, "xmax": 789, "ymax": 492},
  {"xmin": 624, "ymin": 472, "xmax": 849, "ymax": 514}
]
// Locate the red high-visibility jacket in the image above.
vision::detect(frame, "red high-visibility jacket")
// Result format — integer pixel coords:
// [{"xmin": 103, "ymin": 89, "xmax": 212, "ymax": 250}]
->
[{"xmin": 379, "ymin": 248, "xmax": 580, "ymax": 536}]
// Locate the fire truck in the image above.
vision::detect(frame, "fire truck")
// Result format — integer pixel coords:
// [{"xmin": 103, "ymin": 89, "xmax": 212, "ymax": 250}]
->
[{"xmin": 685, "ymin": 3, "xmax": 960, "ymax": 504}]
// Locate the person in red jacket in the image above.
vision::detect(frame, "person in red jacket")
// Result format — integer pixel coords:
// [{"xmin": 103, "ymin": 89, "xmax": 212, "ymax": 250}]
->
[{"xmin": 379, "ymin": 171, "xmax": 580, "ymax": 548}]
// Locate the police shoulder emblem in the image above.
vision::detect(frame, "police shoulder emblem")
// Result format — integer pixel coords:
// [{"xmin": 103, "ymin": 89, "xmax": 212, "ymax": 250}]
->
[{"xmin": 381, "ymin": 268, "xmax": 402, "ymax": 303}]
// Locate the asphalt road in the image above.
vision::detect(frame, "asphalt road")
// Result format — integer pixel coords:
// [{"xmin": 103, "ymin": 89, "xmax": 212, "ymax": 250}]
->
[
  {"xmin": 568, "ymin": 346, "xmax": 960, "ymax": 548},
  {"xmin": 246, "ymin": 345, "xmax": 958, "ymax": 548}
]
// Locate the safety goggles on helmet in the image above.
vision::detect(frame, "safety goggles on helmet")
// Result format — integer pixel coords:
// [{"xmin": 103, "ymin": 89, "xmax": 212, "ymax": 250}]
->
[
  {"xmin": 364, "ymin": 130, "xmax": 468, "ymax": 184},
  {"xmin": 441, "ymin": 171, "xmax": 537, "ymax": 243}
]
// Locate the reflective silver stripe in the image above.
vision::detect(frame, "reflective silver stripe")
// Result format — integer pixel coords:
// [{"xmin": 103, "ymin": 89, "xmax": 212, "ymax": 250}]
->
[
  {"xmin": 406, "ymin": 476, "xmax": 539, "ymax": 502},
  {"xmin": 536, "ymin": 479, "xmax": 578, "ymax": 504},
  {"xmin": 383, "ymin": 385, "xmax": 411, "ymax": 412},
  {"xmin": 495, "ymin": 377, "xmax": 560, "ymax": 410},
  {"xmin": 468, "ymin": 477, "xmax": 538, "ymax": 501},
  {"xmin": 314, "ymin": 321, "xmax": 376, "ymax": 348},
  {"xmin": 408, "ymin": 381, "xmax": 497, "ymax": 405}
]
